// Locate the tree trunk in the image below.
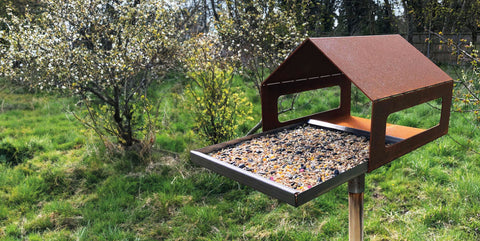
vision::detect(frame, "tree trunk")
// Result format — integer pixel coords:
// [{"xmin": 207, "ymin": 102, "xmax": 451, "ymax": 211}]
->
[
  {"xmin": 383, "ymin": 0, "xmax": 394, "ymax": 33},
  {"xmin": 402, "ymin": 0, "xmax": 414, "ymax": 43},
  {"xmin": 210, "ymin": 0, "xmax": 220, "ymax": 21},
  {"xmin": 203, "ymin": 0, "xmax": 209, "ymax": 32},
  {"xmin": 473, "ymin": 31, "xmax": 478, "ymax": 46}
]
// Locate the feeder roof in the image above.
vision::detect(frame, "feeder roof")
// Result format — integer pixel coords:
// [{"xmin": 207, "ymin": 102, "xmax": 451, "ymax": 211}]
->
[{"xmin": 262, "ymin": 35, "xmax": 452, "ymax": 101}]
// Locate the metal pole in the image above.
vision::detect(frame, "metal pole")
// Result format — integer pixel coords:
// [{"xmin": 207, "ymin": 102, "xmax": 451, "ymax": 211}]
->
[{"xmin": 348, "ymin": 174, "xmax": 365, "ymax": 241}]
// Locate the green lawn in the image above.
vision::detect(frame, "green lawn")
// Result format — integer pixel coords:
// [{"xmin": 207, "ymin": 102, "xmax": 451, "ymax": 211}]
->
[{"xmin": 0, "ymin": 77, "xmax": 479, "ymax": 240}]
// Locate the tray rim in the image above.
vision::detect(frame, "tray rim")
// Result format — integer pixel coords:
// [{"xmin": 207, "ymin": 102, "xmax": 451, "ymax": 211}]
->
[{"xmin": 190, "ymin": 119, "xmax": 402, "ymax": 206}]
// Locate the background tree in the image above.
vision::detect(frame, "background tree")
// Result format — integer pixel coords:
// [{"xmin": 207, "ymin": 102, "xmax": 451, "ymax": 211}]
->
[
  {"xmin": 0, "ymin": 0, "xmax": 181, "ymax": 150},
  {"xmin": 279, "ymin": 0, "xmax": 337, "ymax": 36},
  {"xmin": 215, "ymin": 0, "xmax": 306, "ymax": 92},
  {"xmin": 399, "ymin": 0, "xmax": 479, "ymax": 44},
  {"xmin": 377, "ymin": 0, "xmax": 397, "ymax": 34},
  {"xmin": 0, "ymin": 0, "xmax": 44, "ymax": 17},
  {"xmin": 339, "ymin": 0, "xmax": 378, "ymax": 35},
  {"xmin": 453, "ymin": 0, "xmax": 480, "ymax": 44},
  {"xmin": 214, "ymin": 0, "xmax": 307, "ymax": 134}
]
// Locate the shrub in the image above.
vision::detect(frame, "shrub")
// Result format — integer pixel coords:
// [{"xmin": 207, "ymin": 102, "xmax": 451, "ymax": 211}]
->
[
  {"xmin": 183, "ymin": 34, "xmax": 252, "ymax": 144},
  {"xmin": 0, "ymin": 0, "xmax": 182, "ymax": 150}
]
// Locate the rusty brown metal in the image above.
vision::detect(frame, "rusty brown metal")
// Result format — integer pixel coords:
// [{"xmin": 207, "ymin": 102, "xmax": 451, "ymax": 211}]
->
[
  {"xmin": 309, "ymin": 35, "xmax": 452, "ymax": 101},
  {"xmin": 319, "ymin": 115, "xmax": 425, "ymax": 139},
  {"xmin": 261, "ymin": 34, "xmax": 453, "ymax": 172},
  {"xmin": 261, "ymin": 73, "xmax": 351, "ymax": 131},
  {"xmin": 191, "ymin": 120, "xmax": 392, "ymax": 207},
  {"xmin": 368, "ymin": 81, "xmax": 453, "ymax": 171}
]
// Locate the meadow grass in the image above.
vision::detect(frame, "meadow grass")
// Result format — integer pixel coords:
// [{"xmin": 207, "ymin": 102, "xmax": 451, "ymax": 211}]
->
[{"xmin": 0, "ymin": 75, "xmax": 479, "ymax": 240}]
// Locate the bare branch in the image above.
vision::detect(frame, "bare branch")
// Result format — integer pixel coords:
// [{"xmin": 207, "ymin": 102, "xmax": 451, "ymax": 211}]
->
[{"xmin": 429, "ymin": 31, "xmax": 479, "ymax": 62}]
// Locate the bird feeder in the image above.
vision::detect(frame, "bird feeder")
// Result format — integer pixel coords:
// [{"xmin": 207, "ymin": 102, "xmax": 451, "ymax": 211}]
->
[{"xmin": 190, "ymin": 35, "xmax": 453, "ymax": 240}]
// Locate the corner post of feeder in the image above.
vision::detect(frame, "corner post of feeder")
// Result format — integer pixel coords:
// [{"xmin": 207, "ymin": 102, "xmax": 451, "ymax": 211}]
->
[{"xmin": 348, "ymin": 174, "xmax": 365, "ymax": 241}]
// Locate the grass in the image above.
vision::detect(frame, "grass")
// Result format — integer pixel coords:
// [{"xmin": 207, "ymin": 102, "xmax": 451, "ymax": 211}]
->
[{"xmin": 0, "ymin": 74, "xmax": 479, "ymax": 240}]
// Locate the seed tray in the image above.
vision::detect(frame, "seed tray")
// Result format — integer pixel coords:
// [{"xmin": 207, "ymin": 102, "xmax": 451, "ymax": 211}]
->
[{"xmin": 190, "ymin": 119, "xmax": 402, "ymax": 206}]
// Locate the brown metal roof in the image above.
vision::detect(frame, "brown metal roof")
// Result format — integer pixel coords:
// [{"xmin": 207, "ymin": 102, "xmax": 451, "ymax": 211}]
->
[{"xmin": 263, "ymin": 35, "xmax": 452, "ymax": 101}]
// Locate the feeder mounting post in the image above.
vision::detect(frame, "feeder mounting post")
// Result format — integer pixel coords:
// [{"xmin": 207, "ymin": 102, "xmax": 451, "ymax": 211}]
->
[{"xmin": 348, "ymin": 174, "xmax": 365, "ymax": 241}]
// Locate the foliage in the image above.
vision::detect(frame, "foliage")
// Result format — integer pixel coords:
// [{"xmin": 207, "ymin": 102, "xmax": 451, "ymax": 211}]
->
[
  {"xmin": 279, "ymin": 0, "xmax": 337, "ymax": 36},
  {"xmin": 454, "ymin": 45, "xmax": 480, "ymax": 121},
  {"xmin": 432, "ymin": 32, "xmax": 480, "ymax": 122},
  {"xmin": 184, "ymin": 33, "xmax": 252, "ymax": 144},
  {"xmin": 179, "ymin": 0, "xmax": 477, "ymax": 43},
  {"xmin": 215, "ymin": 0, "xmax": 306, "ymax": 92},
  {"xmin": 401, "ymin": 0, "xmax": 480, "ymax": 43},
  {"xmin": 338, "ymin": 0, "xmax": 381, "ymax": 35},
  {"xmin": 0, "ymin": 0, "xmax": 181, "ymax": 149},
  {"xmin": 0, "ymin": 0, "xmax": 44, "ymax": 18},
  {"xmin": 204, "ymin": 0, "xmax": 307, "ymax": 134}
]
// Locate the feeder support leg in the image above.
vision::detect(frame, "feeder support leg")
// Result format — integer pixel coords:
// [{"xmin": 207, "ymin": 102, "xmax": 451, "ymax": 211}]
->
[{"xmin": 348, "ymin": 174, "xmax": 365, "ymax": 241}]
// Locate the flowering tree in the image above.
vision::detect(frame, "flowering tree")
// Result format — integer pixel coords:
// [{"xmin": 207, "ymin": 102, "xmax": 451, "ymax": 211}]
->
[
  {"xmin": 213, "ymin": 0, "xmax": 306, "ymax": 134},
  {"xmin": 216, "ymin": 0, "xmax": 306, "ymax": 92},
  {"xmin": 0, "ymin": 0, "xmax": 181, "ymax": 149}
]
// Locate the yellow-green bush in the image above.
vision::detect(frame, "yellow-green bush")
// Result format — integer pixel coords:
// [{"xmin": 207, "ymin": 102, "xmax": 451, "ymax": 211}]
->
[{"xmin": 184, "ymin": 34, "xmax": 252, "ymax": 144}]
